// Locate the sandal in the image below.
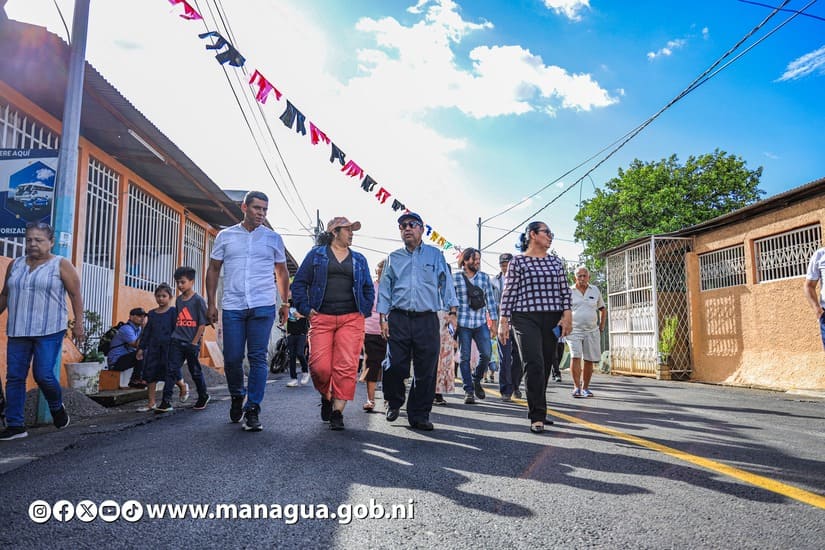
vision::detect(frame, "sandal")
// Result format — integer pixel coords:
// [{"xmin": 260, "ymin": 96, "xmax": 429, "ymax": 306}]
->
[
  {"xmin": 363, "ymin": 400, "xmax": 375, "ymax": 412},
  {"xmin": 530, "ymin": 422, "xmax": 544, "ymax": 434}
]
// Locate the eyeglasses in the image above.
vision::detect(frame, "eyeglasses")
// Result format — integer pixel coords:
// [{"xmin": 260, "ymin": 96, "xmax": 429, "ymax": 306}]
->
[
  {"xmin": 399, "ymin": 221, "xmax": 423, "ymax": 230},
  {"xmin": 536, "ymin": 228, "xmax": 553, "ymax": 237}
]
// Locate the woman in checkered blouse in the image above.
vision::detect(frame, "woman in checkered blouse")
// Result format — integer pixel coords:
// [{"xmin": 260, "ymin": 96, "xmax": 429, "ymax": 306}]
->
[{"xmin": 497, "ymin": 221, "xmax": 572, "ymax": 434}]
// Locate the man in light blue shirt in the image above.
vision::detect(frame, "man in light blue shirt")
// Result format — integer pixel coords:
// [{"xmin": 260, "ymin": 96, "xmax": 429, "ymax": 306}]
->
[
  {"xmin": 377, "ymin": 212, "xmax": 458, "ymax": 430},
  {"xmin": 206, "ymin": 191, "xmax": 290, "ymax": 432}
]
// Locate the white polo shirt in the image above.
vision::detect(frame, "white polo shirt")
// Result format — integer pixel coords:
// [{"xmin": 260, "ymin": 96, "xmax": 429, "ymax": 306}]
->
[
  {"xmin": 806, "ymin": 247, "xmax": 825, "ymax": 307},
  {"xmin": 570, "ymin": 283, "xmax": 605, "ymax": 333},
  {"xmin": 211, "ymin": 223, "xmax": 286, "ymax": 310}
]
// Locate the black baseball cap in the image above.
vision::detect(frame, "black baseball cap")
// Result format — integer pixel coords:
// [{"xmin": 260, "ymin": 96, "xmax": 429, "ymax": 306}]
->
[{"xmin": 499, "ymin": 253, "xmax": 513, "ymax": 263}]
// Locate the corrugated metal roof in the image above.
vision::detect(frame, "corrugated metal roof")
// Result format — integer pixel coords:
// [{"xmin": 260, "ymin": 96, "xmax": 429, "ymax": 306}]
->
[{"xmin": 0, "ymin": 17, "xmax": 299, "ymax": 272}]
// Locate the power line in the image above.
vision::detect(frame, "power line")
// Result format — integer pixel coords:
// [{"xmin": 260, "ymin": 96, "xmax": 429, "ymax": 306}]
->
[
  {"xmin": 737, "ymin": 0, "xmax": 825, "ymax": 22},
  {"xmin": 209, "ymin": 0, "xmax": 314, "ymax": 225},
  {"xmin": 480, "ymin": 0, "xmax": 797, "ymax": 252},
  {"xmin": 191, "ymin": 0, "xmax": 314, "ymax": 234}
]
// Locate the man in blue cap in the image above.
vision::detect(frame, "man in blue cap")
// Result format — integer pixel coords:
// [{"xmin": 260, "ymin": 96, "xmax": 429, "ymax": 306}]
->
[{"xmin": 377, "ymin": 212, "xmax": 459, "ymax": 430}]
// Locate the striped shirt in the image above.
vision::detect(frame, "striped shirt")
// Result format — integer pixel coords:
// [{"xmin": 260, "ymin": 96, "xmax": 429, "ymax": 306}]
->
[
  {"xmin": 6, "ymin": 255, "xmax": 68, "ymax": 337},
  {"xmin": 453, "ymin": 270, "xmax": 499, "ymax": 328},
  {"xmin": 499, "ymin": 254, "xmax": 572, "ymax": 317}
]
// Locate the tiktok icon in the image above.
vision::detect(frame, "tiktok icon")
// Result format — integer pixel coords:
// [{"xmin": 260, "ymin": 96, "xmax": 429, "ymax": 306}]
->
[{"xmin": 120, "ymin": 500, "xmax": 144, "ymax": 523}]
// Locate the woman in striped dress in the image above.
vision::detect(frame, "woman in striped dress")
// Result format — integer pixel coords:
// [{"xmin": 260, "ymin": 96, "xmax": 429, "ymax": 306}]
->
[{"xmin": 0, "ymin": 222, "xmax": 84, "ymax": 441}]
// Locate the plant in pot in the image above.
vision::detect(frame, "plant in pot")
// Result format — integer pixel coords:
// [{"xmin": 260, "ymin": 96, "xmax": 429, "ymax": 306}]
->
[
  {"xmin": 658, "ymin": 315, "xmax": 678, "ymax": 366},
  {"xmin": 64, "ymin": 310, "xmax": 107, "ymax": 395}
]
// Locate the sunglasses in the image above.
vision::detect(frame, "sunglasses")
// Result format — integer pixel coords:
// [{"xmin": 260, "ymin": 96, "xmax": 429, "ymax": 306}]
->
[
  {"xmin": 536, "ymin": 228, "xmax": 553, "ymax": 237},
  {"xmin": 399, "ymin": 221, "xmax": 423, "ymax": 230}
]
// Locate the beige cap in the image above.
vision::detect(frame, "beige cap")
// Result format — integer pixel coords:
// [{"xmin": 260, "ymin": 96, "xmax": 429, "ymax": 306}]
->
[{"xmin": 327, "ymin": 217, "xmax": 362, "ymax": 232}]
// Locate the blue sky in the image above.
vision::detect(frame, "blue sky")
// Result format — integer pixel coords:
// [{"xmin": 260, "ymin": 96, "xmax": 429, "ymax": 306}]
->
[{"xmin": 7, "ymin": 0, "xmax": 824, "ymax": 269}]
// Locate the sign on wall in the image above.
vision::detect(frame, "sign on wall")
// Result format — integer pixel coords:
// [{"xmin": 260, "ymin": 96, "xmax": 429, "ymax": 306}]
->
[{"xmin": 0, "ymin": 149, "xmax": 58, "ymax": 236}]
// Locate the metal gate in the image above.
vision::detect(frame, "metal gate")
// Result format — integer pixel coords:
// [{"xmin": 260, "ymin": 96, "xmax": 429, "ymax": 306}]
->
[
  {"xmin": 606, "ymin": 237, "xmax": 692, "ymax": 379},
  {"xmin": 82, "ymin": 157, "xmax": 119, "ymax": 335}
]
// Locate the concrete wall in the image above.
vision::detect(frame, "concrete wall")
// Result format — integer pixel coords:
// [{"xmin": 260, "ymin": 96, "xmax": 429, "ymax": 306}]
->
[{"xmin": 686, "ymin": 196, "xmax": 825, "ymax": 391}]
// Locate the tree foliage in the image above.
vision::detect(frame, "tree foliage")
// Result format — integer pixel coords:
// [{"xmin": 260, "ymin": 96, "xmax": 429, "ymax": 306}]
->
[{"xmin": 574, "ymin": 150, "xmax": 763, "ymax": 270}]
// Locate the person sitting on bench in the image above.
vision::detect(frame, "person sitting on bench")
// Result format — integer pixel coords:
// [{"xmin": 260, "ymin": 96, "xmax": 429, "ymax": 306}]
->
[{"xmin": 108, "ymin": 308, "xmax": 147, "ymax": 389}]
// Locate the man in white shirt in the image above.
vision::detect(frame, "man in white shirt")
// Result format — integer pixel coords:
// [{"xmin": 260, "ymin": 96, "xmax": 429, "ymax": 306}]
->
[
  {"xmin": 567, "ymin": 266, "xmax": 605, "ymax": 398},
  {"xmin": 206, "ymin": 191, "xmax": 290, "ymax": 432},
  {"xmin": 804, "ymin": 247, "xmax": 825, "ymax": 350}
]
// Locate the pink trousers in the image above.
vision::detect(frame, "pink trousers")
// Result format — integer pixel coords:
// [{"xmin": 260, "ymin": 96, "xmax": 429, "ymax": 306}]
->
[{"xmin": 308, "ymin": 312, "xmax": 365, "ymax": 401}]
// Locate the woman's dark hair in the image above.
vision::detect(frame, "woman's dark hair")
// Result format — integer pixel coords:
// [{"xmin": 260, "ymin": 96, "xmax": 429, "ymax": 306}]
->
[
  {"xmin": 315, "ymin": 228, "xmax": 340, "ymax": 246},
  {"xmin": 25, "ymin": 222, "xmax": 55, "ymax": 240},
  {"xmin": 458, "ymin": 247, "xmax": 479, "ymax": 268},
  {"xmin": 517, "ymin": 221, "xmax": 546, "ymax": 252},
  {"xmin": 154, "ymin": 283, "xmax": 174, "ymax": 297}
]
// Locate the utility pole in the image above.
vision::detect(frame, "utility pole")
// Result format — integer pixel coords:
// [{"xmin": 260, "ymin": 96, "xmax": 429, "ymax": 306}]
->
[
  {"xmin": 477, "ymin": 217, "xmax": 482, "ymax": 251},
  {"xmin": 42, "ymin": 0, "xmax": 90, "ymax": 425}
]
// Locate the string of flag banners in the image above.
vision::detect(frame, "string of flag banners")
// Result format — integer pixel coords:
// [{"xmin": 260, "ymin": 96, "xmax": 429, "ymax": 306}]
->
[{"xmin": 166, "ymin": 0, "xmax": 464, "ymax": 256}]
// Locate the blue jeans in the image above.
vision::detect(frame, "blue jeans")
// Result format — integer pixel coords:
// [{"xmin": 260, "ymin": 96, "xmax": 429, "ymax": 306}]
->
[
  {"xmin": 223, "ymin": 305, "xmax": 276, "ymax": 410},
  {"xmin": 820, "ymin": 312, "xmax": 825, "ymax": 350},
  {"xmin": 5, "ymin": 330, "xmax": 65, "ymax": 427},
  {"xmin": 457, "ymin": 324, "xmax": 492, "ymax": 394}
]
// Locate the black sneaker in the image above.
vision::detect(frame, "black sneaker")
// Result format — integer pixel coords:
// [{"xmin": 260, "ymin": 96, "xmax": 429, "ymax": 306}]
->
[
  {"xmin": 0, "ymin": 426, "xmax": 28, "ymax": 441},
  {"xmin": 464, "ymin": 392, "xmax": 476, "ymax": 404},
  {"xmin": 514, "ymin": 389, "xmax": 523, "ymax": 399},
  {"xmin": 433, "ymin": 393, "xmax": 446, "ymax": 405},
  {"xmin": 230, "ymin": 395, "xmax": 244, "ymax": 423},
  {"xmin": 243, "ymin": 405, "xmax": 262, "ymax": 432},
  {"xmin": 329, "ymin": 410, "xmax": 344, "ymax": 430},
  {"xmin": 473, "ymin": 379, "xmax": 486, "ymax": 400},
  {"xmin": 193, "ymin": 394, "xmax": 210, "ymax": 410},
  {"xmin": 320, "ymin": 398, "xmax": 332, "ymax": 422},
  {"xmin": 155, "ymin": 401, "xmax": 173, "ymax": 413},
  {"xmin": 52, "ymin": 406, "xmax": 70, "ymax": 429}
]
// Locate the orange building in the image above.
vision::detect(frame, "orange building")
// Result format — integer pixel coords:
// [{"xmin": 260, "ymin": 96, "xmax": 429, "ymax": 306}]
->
[
  {"xmin": 0, "ymin": 18, "xmax": 297, "ymax": 389},
  {"xmin": 605, "ymin": 177, "xmax": 825, "ymax": 391}
]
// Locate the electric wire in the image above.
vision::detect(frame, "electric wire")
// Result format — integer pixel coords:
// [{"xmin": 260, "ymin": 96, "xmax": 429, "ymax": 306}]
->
[
  {"xmin": 480, "ymin": 0, "xmax": 796, "ymax": 252},
  {"xmin": 190, "ymin": 0, "xmax": 314, "ymax": 234},
  {"xmin": 52, "ymin": 0, "xmax": 71, "ymax": 44},
  {"xmin": 209, "ymin": 0, "xmax": 315, "ymax": 225}
]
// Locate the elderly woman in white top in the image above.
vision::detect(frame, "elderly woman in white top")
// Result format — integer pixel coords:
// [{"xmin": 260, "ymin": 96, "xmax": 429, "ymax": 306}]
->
[{"xmin": 0, "ymin": 222, "xmax": 84, "ymax": 441}]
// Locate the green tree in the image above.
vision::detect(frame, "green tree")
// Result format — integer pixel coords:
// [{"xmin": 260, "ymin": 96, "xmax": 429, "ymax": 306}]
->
[{"xmin": 574, "ymin": 150, "xmax": 763, "ymax": 270}]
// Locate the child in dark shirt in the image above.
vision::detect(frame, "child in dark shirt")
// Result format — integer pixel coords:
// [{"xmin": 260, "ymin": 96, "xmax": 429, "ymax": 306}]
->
[
  {"xmin": 136, "ymin": 284, "xmax": 187, "ymax": 411},
  {"xmin": 155, "ymin": 267, "xmax": 210, "ymax": 413}
]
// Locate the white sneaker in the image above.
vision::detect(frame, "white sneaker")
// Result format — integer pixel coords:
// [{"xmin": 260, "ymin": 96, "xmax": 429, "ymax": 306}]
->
[
  {"xmin": 286, "ymin": 378, "xmax": 299, "ymax": 387},
  {"xmin": 300, "ymin": 373, "xmax": 311, "ymax": 385}
]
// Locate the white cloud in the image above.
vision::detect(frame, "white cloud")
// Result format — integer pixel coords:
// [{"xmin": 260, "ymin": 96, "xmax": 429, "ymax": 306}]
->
[
  {"xmin": 36, "ymin": 168, "xmax": 55, "ymax": 181},
  {"xmin": 647, "ymin": 38, "xmax": 687, "ymax": 61},
  {"xmin": 542, "ymin": 0, "xmax": 590, "ymax": 21},
  {"xmin": 763, "ymin": 152, "xmax": 779, "ymax": 160},
  {"xmin": 702, "ymin": 27, "xmax": 710, "ymax": 39},
  {"xmin": 777, "ymin": 45, "xmax": 825, "ymax": 81}
]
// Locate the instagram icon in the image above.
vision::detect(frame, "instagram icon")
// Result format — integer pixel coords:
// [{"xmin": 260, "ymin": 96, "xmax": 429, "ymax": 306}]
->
[{"xmin": 28, "ymin": 500, "xmax": 51, "ymax": 524}]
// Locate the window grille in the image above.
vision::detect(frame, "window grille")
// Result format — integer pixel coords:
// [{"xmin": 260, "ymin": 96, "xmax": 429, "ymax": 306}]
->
[
  {"xmin": 699, "ymin": 245, "xmax": 746, "ymax": 291},
  {"xmin": 125, "ymin": 183, "xmax": 180, "ymax": 291},
  {"xmin": 82, "ymin": 157, "xmax": 119, "ymax": 330},
  {"xmin": 755, "ymin": 225, "xmax": 822, "ymax": 283},
  {"xmin": 183, "ymin": 218, "xmax": 206, "ymax": 292},
  {"xmin": 0, "ymin": 102, "xmax": 59, "ymax": 259}
]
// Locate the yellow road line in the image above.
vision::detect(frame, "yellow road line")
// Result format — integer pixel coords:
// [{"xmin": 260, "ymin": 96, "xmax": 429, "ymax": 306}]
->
[{"xmin": 490, "ymin": 389, "xmax": 825, "ymax": 509}]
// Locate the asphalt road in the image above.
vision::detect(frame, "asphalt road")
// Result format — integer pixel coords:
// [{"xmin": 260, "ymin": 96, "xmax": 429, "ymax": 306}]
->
[{"xmin": 1, "ymin": 373, "xmax": 823, "ymax": 549}]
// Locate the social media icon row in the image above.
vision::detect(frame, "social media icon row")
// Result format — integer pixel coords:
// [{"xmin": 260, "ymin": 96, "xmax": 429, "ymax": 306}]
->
[{"xmin": 28, "ymin": 500, "xmax": 144, "ymax": 523}]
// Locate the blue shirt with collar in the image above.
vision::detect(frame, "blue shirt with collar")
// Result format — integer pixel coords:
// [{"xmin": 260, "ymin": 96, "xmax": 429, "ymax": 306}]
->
[
  {"xmin": 377, "ymin": 242, "xmax": 459, "ymax": 314},
  {"xmin": 453, "ymin": 270, "xmax": 499, "ymax": 328}
]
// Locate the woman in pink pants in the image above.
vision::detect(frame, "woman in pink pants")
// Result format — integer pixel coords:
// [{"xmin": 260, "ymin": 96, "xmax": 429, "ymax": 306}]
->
[{"xmin": 290, "ymin": 217, "xmax": 375, "ymax": 430}]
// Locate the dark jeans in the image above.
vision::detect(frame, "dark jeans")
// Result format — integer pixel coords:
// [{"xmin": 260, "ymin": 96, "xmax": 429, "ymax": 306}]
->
[
  {"xmin": 111, "ymin": 350, "xmax": 144, "ymax": 383},
  {"xmin": 511, "ymin": 311, "xmax": 562, "ymax": 422},
  {"xmin": 384, "ymin": 310, "xmax": 440, "ymax": 424},
  {"xmin": 457, "ymin": 324, "xmax": 492, "ymax": 393},
  {"xmin": 287, "ymin": 333, "xmax": 308, "ymax": 378},
  {"xmin": 5, "ymin": 330, "xmax": 65, "ymax": 427},
  {"xmin": 163, "ymin": 340, "xmax": 207, "ymax": 402},
  {"xmin": 223, "ymin": 305, "xmax": 277, "ymax": 410},
  {"xmin": 820, "ymin": 312, "xmax": 825, "ymax": 350},
  {"xmin": 498, "ymin": 328, "xmax": 522, "ymax": 397}
]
